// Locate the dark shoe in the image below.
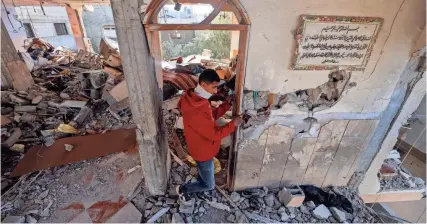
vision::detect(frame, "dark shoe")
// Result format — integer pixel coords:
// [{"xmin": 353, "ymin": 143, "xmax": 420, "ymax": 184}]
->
[
  {"xmin": 195, "ymin": 192, "xmax": 213, "ymax": 201},
  {"xmin": 176, "ymin": 185, "xmax": 191, "ymax": 204}
]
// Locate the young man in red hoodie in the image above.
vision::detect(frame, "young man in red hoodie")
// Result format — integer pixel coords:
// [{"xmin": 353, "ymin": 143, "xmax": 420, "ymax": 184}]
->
[{"xmin": 176, "ymin": 69, "xmax": 243, "ymax": 203}]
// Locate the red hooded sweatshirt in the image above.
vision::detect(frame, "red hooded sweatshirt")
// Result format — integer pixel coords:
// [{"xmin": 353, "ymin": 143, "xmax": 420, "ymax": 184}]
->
[{"xmin": 178, "ymin": 89, "xmax": 236, "ymax": 162}]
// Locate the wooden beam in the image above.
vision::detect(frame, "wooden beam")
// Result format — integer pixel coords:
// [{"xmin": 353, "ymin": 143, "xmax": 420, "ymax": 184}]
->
[
  {"xmin": 228, "ymin": 28, "xmax": 249, "ymax": 190},
  {"xmin": 146, "ymin": 24, "xmax": 247, "ymax": 31},
  {"xmin": 361, "ymin": 189, "xmax": 424, "ymax": 203},
  {"xmin": 200, "ymin": 0, "xmax": 227, "ymax": 24},
  {"xmin": 110, "ymin": 0, "xmax": 169, "ymax": 195}
]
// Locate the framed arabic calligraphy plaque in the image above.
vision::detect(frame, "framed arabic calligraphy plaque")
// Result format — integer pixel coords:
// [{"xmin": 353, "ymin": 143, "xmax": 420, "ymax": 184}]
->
[{"xmin": 292, "ymin": 15, "xmax": 383, "ymax": 70}]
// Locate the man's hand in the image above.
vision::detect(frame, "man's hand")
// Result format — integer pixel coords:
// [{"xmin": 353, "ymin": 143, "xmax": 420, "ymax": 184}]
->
[{"xmin": 232, "ymin": 116, "xmax": 244, "ymax": 126}]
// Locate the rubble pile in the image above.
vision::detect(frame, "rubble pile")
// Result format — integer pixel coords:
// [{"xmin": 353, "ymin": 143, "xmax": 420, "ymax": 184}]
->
[
  {"xmin": 379, "ymin": 149, "xmax": 426, "ymax": 191},
  {"xmin": 141, "ymin": 161, "xmax": 382, "ymax": 223}
]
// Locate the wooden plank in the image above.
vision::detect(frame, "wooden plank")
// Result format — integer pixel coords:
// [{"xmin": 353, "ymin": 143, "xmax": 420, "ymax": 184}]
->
[
  {"xmin": 200, "ymin": 0, "xmax": 227, "ymax": 24},
  {"xmin": 361, "ymin": 189, "xmax": 424, "ymax": 203},
  {"xmin": 110, "ymin": 0, "xmax": 168, "ymax": 195},
  {"xmin": 146, "ymin": 24, "xmax": 248, "ymax": 31}
]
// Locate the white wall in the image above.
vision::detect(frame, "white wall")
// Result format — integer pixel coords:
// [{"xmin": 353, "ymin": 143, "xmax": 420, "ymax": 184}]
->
[
  {"xmin": 241, "ymin": 0, "xmax": 426, "ymax": 115},
  {"xmin": 1, "ymin": 4, "xmax": 27, "ymax": 52},
  {"xmin": 15, "ymin": 6, "xmax": 77, "ymax": 50}
]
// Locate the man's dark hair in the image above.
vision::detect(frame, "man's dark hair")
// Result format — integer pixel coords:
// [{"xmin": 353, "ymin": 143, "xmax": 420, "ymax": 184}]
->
[{"xmin": 199, "ymin": 69, "xmax": 220, "ymax": 84}]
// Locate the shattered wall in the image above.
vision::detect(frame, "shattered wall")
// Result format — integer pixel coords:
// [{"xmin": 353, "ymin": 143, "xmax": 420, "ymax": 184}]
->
[{"xmin": 233, "ymin": 0, "xmax": 426, "ymax": 190}]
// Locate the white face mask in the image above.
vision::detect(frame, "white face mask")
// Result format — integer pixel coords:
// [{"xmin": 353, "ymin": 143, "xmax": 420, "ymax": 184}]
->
[{"xmin": 194, "ymin": 84, "xmax": 212, "ymax": 99}]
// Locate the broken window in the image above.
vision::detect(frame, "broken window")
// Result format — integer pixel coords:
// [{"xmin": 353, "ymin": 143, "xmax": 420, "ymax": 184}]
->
[
  {"xmin": 23, "ymin": 23, "xmax": 35, "ymax": 38},
  {"xmin": 54, "ymin": 23, "xmax": 68, "ymax": 36}
]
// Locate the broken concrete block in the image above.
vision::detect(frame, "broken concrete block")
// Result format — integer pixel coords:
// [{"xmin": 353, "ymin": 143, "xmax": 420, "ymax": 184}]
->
[
  {"xmin": 106, "ymin": 202, "xmax": 142, "ymax": 223},
  {"xmin": 329, "ymin": 207, "xmax": 346, "ymax": 222},
  {"xmin": 171, "ymin": 213, "xmax": 185, "ymax": 223},
  {"xmin": 226, "ymin": 214, "xmax": 236, "ymax": 222},
  {"xmin": 2, "ymin": 128, "xmax": 22, "ymax": 148},
  {"xmin": 46, "ymin": 101, "xmax": 59, "ymax": 108},
  {"xmin": 59, "ymin": 92, "xmax": 70, "ymax": 99},
  {"xmin": 109, "ymin": 80, "xmax": 128, "ymax": 102},
  {"xmin": 280, "ymin": 212, "xmax": 289, "ymax": 222},
  {"xmin": 1, "ymin": 115, "xmax": 12, "ymax": 126},
  {"xmin": 379, "ymin": 163, "xmax": 397, "ymax": 180},
  {"xmin": 20, "ymin": 113, "xmax": 36, "ymax": 123},
  {"xmin": 14, "ymin": 105, "xmax": 37, "ymax": 112},
  {"xmin": 206, "ymin": 201, "xmax": 230, "ymax": 212},
  {"xmin": 299, "ymin": 204, "xmax": 311, "ymax": 214},
  {"xmin": 104, "ymin": 66, "xmax": 123, "ymax": 77},
  {"xmin": 105, "ymin": 54, "xmax": 122, "ymax": 67},
  {"xmin": 146, "ymin": 207, "xmax": 170, "ymax": 223},
  {"xmin": 230, "ymin": 192, "xmax": 241, "ymax": 202},
  {"xmin": 108, "ymin": 98, "xmax": 130, "ymax": 120},
  {"xmin": 313, "ymin": 204, "xmax": 332, "ymax": 219},
  {"xmin": 64, "ymin": 144, "xmax": 74, "ymax": 152},
  {"xmin": 31, "ymin": 95, "xmax": 43, "ymax": 104},
  {"xmin": 263, "ymin": 194, "xmax": 275, "ymax": 207},
  {"xmin": 59, "ymin": 100, "xmax": 87, "ymax": 108},
  {"xmin": 9, "ymin": 94, "xmax": 29, "ymax": 104},
  {"xmin": 25, "ymin": 215, "xmax": 37, "ymax": 223},
  {"xmin": 277, "ymin": 186, "xmax": 305, "ymax": 207},
  {"xmin": 179, "ymin": 198, "xmax": 195, "ymax": 214},
  {"xmin": 2, "ymin": 215, "xmax": 25, "ymax": 223},
  {"xmin": 73, "ymin": 106, "xmax": 92, "ymax": 125}
]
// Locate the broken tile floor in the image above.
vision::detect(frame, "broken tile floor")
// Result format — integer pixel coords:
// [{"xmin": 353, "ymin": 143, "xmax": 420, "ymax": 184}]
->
[{"xmin": 2, "ymin": 146, "xmax": 383, "ymax": 223}]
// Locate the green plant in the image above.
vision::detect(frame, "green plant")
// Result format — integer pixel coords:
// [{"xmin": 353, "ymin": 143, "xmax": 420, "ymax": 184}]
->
[{"xmin": 161, "ymin": 12, "xmax": 233, "ymax": 60}]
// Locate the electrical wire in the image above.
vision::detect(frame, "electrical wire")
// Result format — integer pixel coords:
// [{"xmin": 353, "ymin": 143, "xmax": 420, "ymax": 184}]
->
[{"xmin": 1, "ymin": 0, "xmax": 18, "ymax": 33}]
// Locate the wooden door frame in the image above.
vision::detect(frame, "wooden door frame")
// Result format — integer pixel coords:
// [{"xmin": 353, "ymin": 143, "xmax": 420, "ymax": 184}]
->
[{"xmin": 142, "ymin": 0, "xmax": 250, "ymax": 190}]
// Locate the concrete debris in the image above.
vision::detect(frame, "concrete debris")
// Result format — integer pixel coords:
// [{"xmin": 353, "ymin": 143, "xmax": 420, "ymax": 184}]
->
[
  {"xmin": 172, "ymin": 213, "xmax": 185, "ymax": 223},
  {"xmin": 37, "ymin": 189, "xmax": 49, "ymax": 200},
  {"xmin": 312, "ymin": 204, "xmax": 332, "ymax": 219},
  {"xmin": 226, "ymin": 214, "xmax": 236, "ymax": 222},
  {"xmin": 329, "ymin": 207, "xmax": 346, "ymax": 222},
  {"xmin": 263, "ymin": 194, "xmax": 275, "ymax": 207},
  {"xmin": 147, "ymin": 207, "xmax": 170, "ymax": 223},
  {"xmin": 380, "ymin": 158, "xmax": 426, "ymax": 191},
  {"xmin": 2, "ymin": 215, "xmax": 25, "ymax": 223},
  {"xmin": 64, "ymin": 144, "xmax": 74, "ymax": 152},
  {"xmin": 31, "ymin": 95, "xmax": 43, "ymax": 104},
  {"xmin": 299, "ymin": 204, "xmax": 311, "ymax": 214},
  {"xmin": 230, "ymin": 191, "xmax": 241, "ymax": 202},
  {"xmin": 274, "ymin": 70, "xmax": 352, "ymax": 112},
  {"xmin": 179, "ymin": 198, "xmax": 195, "ymax": 214},
  {"xmin": 306, "ymin": 200, "xmax": 316, "ymax": 209},
  {"xmin": 206, "ymin": 201, "xmax": 231, "ymax": 212},
  {"xmin": 278, "ymin": 186, "xmax": 305, "ymax": 207},
  {"xmin": 25, "ymin": 215, "xmax": 38, "ymax": 223},
  {"xmin": 280, "ymin": 212, "xmax": 290, "ymax": 221}
]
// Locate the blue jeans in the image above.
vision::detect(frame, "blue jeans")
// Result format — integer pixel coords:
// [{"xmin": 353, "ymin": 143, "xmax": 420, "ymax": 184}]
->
[{"xmin": 182, "ymin": 158, "xmax": 215, "ymax": 194}]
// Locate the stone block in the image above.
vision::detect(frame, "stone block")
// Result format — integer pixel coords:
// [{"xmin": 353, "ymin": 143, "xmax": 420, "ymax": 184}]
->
[
  {"xmin": 313, "ymin": 204, "xmax": 331, "ymax": 219},
  {"xmin": 277, "ymin": 186, "xmax": 305, "ymax": 207}
]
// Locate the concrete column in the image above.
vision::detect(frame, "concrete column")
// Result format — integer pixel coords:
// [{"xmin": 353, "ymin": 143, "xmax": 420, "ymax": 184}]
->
[
  {"xmin": 1, "ymin": 19, "xmax": 34, "ymax": 90},
  {"xmin": 65, "ymin": 4, "xmax": 93, "ymax": 51}
]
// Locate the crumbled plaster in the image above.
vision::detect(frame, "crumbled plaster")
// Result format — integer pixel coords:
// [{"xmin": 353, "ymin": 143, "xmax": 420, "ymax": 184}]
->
[{"xmin": 275, "ymin": 70, "xmax": 353, "ymax": 113}]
